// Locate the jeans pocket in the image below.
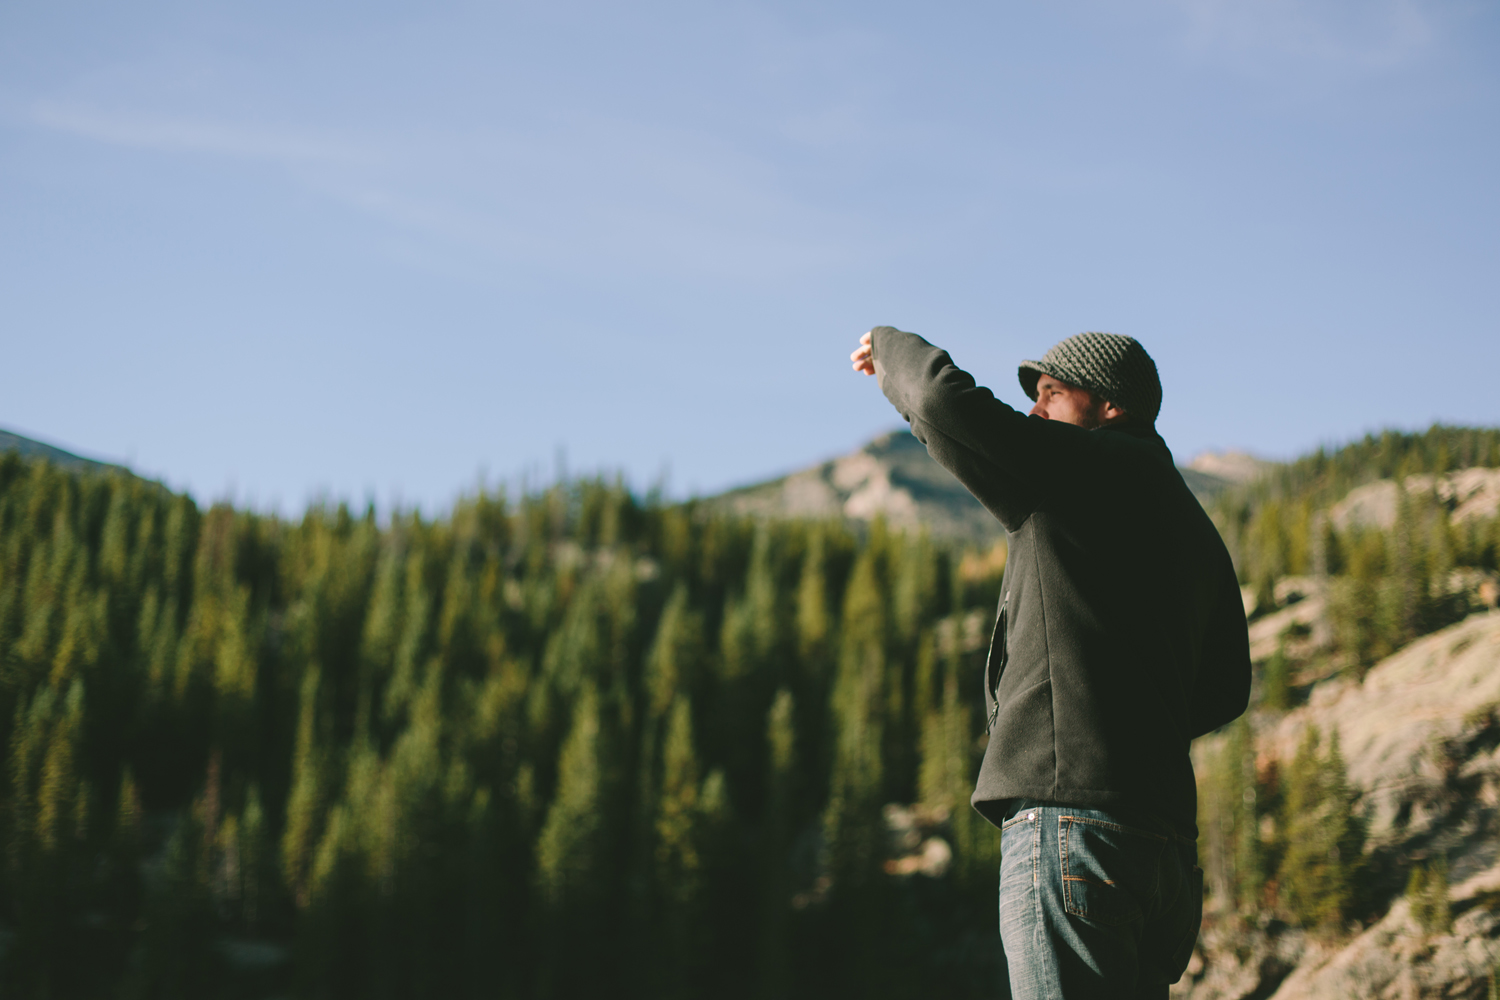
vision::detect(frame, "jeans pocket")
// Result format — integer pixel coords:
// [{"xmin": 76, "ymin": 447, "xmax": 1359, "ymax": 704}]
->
[{"xmin": 1058, "ymin": 816, "xmax": 1166, "ymax": 928}]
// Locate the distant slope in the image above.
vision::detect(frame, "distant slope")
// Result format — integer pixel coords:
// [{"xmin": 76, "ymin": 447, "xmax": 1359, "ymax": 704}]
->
[
  {"xmin": 0, "ymin": 428, "xmax": 118, "ymax": 473},
  {"xmin": 1181, "ymin": 450, "xmax": 1275, "ymax": 500},
  {"xmin": 711, "ymin": 429, "xmax": 1271, "ymax": 544},
  {"xmin": 1185, "ymin": 610, "xmax": 1500, "ymax": 1000},
  {"xmin": 713, "ymin": 430, "xmax": 1001, "ymax": 543},
  {"xmin": 1211, "ymin": 425, "xmax": 1500, "ymax": 518},
  {"xmin": 1206, "ymin": 425, "xmax": 1500, "ymax": 596}
]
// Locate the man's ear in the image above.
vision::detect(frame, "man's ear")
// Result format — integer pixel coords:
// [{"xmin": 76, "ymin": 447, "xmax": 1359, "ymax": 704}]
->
[{"xmin": 1101, "ymin": 401, "xmax": 1129, "ymax": 426}]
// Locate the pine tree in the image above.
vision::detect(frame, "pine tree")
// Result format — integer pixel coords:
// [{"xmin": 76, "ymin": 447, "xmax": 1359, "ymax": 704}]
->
[
  {"xmin": 1427, "ymin": 856, "xmax": 1453, "ymax": 934},
  {"xmin": 282, "ymin": 666, "xmax": 325, "ymax": 909},
  {"xmin": 1199, "ymin": 737, "xmax": 1233, "ymax": 910},
  {"xmin": 1230, "ymin": 717, "xmax": 1263, "ymax": 914},
  {"xmin": 655, "ymin": 696, "xmax": 702, "ymax": 899},
  {"xmin": 1276, "ymin": 726, "xmax": 1363, "ymax": 931},
  {"xmin": 884, "ymin": 533, "xmax": 937, "ymax": 804},
  {"xmin": 1262, "ymin": 645, "xmax": 1291, "ymax": 711},
  {"xmin": 1407, "ymin": 857, "xmax": 1452, "ymax": 935},
  {"xmin": 692, "ymin": 766, "xmax": 739, "ymax": 995},
  {"xmin": 823, "ymin": 549, "xmax": 885, "ymax": 892},
  {"xmin": 819, "ymin": 547, "xmax": 892, "ymax": 995},
  {"xmin": 644, "ymin": 583, "xmax": 704, "ymax": 723},
  {"xmin": 652, "ymin": 695, "xmax": 702, "ymax": 998},
  {"xmin": 3, "ymin": 682, "xmax": 88, "ymax": 996},
  {"xmin": 925, "ymin": 645, "xmax": 998, "ymax": 894},
  {"xmin": 796, "ymin": 527, "xmax": 832, "ymax": 666},
  {"xmin": 534, "ymin": 684, "xmax": 607, "ymax": 997},
  {"xmin": 240, "ymin": 783, "xmax": 266, "ymax": 929},
  {"xmin": 1406, "ymin": 862, "xmax": 1430, "ymax": 930},
  {"xmin": 95, "ymin": 766, "xmax": 144, "ymax": 979},
  {"xmin": 758, "ymin": 688, "xmax": 796, "ymax": 998},
  {"xmin": 1198, "ymin": 716, "xmax": 1263, "ymax": 917},
  {"xmin": 793, "ymin": 526, "xmax": 836, "ymax": 815},
  {"xmin": 917, "ymin": 647, "xmax": 961, "ymax": 815},
  {"xmin": 36, "ymin": 679, "xmax": 84, "ymax": 850}
]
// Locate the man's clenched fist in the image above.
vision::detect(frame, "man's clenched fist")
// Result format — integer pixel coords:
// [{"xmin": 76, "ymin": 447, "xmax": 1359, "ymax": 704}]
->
[{"xmin": 850, "ymin": 331, "xmax": 874, "ymax": 376}]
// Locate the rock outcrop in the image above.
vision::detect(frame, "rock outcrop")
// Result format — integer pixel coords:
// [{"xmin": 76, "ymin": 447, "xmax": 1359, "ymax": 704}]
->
[
  {"xmin": 1185, "ymin": 450, "xmax": 1276, "ymax": 486},
  {"xmin": 1330, "ymin": 468, "xmax": 1500, "ymax": 530},
  {"xmin": 712, "ymin": 430, "xmax": 1002, "ymax": 542},
  {"xmin": 1177, "ymin": 611, "xmax": 1500, "ymax": 999}
]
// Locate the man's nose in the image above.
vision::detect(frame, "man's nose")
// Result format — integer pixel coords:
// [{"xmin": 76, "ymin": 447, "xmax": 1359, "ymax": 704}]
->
[{"xmin": 1029, "ymin": 402, "xmax": 1046, "ymax": 419}]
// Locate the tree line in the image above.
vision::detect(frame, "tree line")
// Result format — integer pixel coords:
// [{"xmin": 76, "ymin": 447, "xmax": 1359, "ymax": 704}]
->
[
  {"xmin": 1210, "ymin": 425, "xmax": 1500, "ymax": 672},
  {"xmin": 0, "ymin": 451, "xmax": 1008, "ymax": 999}
]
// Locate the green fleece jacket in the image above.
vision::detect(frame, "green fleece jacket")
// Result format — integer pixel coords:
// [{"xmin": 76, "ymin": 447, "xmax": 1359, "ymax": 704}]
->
[{"xmin": 870, "ymin": 327, "xmax": 1250, "ymax": 836}]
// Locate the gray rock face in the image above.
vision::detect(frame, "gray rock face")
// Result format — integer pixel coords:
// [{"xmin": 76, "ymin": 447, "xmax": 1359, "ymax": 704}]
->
[
  {"xmin": 1266, "ymin": 886, "xmax": 1500, "ymax": 1000},
  {"xmin": 1246, "ymin": 577, "xmax": 1329, "ymax": 662},
  {"xmin": 1186, "ymin": 450, "xmax": 1276, "ymax": 485},
  {"xmin": 1183, "ymin": 889, "xmax": 1500, "ymax": 1000},
  {"xmin": 1330, "ymin": 468, "xmax": 1500, "ymax": 530},
  {"xmin": 711, "ymin": 430, "xmax": 1004, "ymax": 543},
  {"xmin": 1261, "ymin": 612, "xmax": 1500, "ymax": 853},
  {"xmin": 1179, "ymin": 611, "xmax": 1500, "ymax": 1000}
]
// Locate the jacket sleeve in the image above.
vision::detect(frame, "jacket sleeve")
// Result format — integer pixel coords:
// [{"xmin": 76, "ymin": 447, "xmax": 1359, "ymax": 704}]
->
[
  {"xmin": 869, "ymin": 326, "xmax": 1100, "ymax": 528},
  {"xmin": 1188, "ymin": 571, "xmax": 1253, "ymax": 738}
]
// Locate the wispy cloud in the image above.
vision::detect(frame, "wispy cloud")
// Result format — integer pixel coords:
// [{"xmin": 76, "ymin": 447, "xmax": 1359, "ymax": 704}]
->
[
  {"xmin": 315, "ymin": 119, "xmax": 878, "ymax": 281},
  {"xmin": 31, "ymin": 101, "xmax": 371, "ymax": 165},
  {"xmin": 1168, "ymin": 0, "xmax": 1438, "ymax": 70},
  {"xmin": 24, "ymin": 99, "xmax": 878, "ymax": 282}
]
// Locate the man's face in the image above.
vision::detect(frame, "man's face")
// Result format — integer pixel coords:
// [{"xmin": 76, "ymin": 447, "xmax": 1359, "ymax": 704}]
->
[{"xmin": 1029, "ymin": 374, "xmax": 1111, "ymax": 429}]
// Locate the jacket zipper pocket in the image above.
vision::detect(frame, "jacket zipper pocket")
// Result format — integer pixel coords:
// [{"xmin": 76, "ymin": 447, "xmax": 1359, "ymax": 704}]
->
[{"xmin": 984, "ymin": 593, "xmax": 1009, "ymax": 731}]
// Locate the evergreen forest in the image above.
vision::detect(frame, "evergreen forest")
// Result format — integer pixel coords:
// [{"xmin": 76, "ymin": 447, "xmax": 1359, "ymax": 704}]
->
[
  {"xmin": 0, "ymin": 449, "xmax": 1007, "ymax": 999},
  {"xmin": 2, "ymin": 424, "xmax": 1499, "ymax": 998}
]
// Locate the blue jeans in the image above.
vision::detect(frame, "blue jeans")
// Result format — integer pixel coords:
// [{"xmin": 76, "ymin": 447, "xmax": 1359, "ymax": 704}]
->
[{"xmin": 997, "ymin": 800, "xmax": 1202, "ymax": 1000}]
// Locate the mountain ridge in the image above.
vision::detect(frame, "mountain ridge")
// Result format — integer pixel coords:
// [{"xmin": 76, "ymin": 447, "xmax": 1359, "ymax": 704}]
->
[
  {"xmin": 0, "ymin": 428, "xmax": 118, "ymax": 473},
  {"xmin": 710, "ymin": 428, "xmax": 1272, "ymax": 543}
]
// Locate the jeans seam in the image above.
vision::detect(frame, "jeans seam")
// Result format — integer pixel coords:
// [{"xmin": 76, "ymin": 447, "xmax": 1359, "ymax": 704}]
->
[
  {"xmin": 1060, "ymin": 817, "xmax": 1073, "ymax": 916},
  {"xmin": 1037, "ymin": 813, "xmax": 1061, "ymax": 1000},
  {"xmin": 1057, "ymin": 814, "xmax": 1170, "ymax": 844}
]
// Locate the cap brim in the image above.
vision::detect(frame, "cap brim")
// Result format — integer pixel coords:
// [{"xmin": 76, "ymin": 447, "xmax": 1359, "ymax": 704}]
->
[{"xmin": 1017, "ymin": 361, "xmax": 1045, "ymax": 402}]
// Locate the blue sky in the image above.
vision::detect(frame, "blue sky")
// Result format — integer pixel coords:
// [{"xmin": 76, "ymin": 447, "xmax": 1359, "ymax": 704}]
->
[{"xmin": 2, "ymin": 1, "xmax": 1497, "ymax": 512}]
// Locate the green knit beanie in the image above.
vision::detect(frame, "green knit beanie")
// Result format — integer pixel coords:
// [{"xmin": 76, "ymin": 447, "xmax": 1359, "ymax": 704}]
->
[{"xmin": 1018, "ymin": 332, "xmax": 1162, "ymax": 424}]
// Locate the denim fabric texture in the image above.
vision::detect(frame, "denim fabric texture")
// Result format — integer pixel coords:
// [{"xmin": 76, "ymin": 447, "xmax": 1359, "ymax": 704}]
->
[{"xmin": 997, "ymin": 800, "xmax": 1202, "ymax": 1000}]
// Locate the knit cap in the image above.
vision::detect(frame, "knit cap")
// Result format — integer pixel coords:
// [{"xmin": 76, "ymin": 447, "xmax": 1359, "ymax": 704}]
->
[{"xmin": 1018, "ymin": 332, "xmax": 1162, "ymax": 424}]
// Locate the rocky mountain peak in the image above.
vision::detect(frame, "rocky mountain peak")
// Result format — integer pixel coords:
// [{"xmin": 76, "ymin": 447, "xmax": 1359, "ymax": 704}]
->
[
  {"xmin": 1186, "ymin": 449, "xmax": 1275, "ymax": 484},
  {"xmin": 712, "ymin": 431, "xmax": 1263, "ymax": 543}
]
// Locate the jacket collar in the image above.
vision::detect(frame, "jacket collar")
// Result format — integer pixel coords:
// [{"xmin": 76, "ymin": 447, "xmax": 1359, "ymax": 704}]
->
[{"xmin": 1098, "ymin": 421, "xmax": 1174, "ymax": 466}]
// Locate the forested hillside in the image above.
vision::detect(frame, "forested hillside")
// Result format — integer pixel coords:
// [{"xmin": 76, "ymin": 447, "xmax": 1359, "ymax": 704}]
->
[
  {"xmin": 0, "ymin": 450, "xmax": 1010, "ymax": 999},
  {"xmin": 3, "ymin": 424, "xmax": 1499, "ymax": 1000},
  {"xmin": 1211, "ymin": 426, "xmax": 1500, "ymax": 628},
  {"xmin": 1187, "ymin": 426, "xmax": 1500, "ymax": 998}
]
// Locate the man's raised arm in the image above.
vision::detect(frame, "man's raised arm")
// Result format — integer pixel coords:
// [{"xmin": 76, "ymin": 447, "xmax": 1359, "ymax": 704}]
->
[{"xmin": 851, "ymin": 326, "xmax": 1103, "ymax": 528}]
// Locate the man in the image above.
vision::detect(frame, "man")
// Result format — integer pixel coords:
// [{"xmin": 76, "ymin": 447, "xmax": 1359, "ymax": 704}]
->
[{"xmin": 850, "ymin": 327, "xmax": 1250, "ymax": 999}]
